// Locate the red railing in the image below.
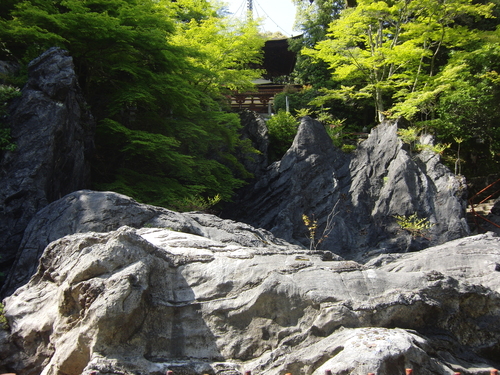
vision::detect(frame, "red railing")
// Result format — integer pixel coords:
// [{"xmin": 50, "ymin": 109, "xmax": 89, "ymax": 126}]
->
[
  {"xmin": 229, "ymin": 84, "xmax": 302, "ymax": 113},
  {"xmin": 231, "ymin": 92, "xmax": 275, "ymax": 113},
  {"xmin": 468, "ymin": 177, "xmax": 500, "ymax": 232}
]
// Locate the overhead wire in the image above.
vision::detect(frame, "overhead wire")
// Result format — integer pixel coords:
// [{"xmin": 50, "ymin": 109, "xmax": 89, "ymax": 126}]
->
[
  {"xmin": 253, "ymin": 0, "xmax": 294, "ymax": 37},
  {"xmin": 227, "ymin": 0, "xmax": 248, "ymax": 22},
  {"xmin": 226, "ymin": 0, "xmax": 295, "ymax": 37}
]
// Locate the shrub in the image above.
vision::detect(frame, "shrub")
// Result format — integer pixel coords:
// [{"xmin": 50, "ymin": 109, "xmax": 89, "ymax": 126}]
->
[
  {"xmin": 0, "ymin": 84, "xmax": 21, "ymax": 152},
  {"xmin": 267, "ymin": 110, "xmax": 299, "ymax": 161},
  {"xmin": 398, "ymin": 126, "xmax": 450, "ymax": 156}
]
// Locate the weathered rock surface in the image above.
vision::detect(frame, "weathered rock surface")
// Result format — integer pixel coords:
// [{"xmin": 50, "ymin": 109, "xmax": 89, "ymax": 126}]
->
[
  {"xmin": 1, "ymin": 214, "xmax": 499, "ymax": 375},
  {"xmin": 0, "ymin": 47, "xmax": 95, "ymax": 279},
  {"xmin": 223, "ymin": 117, "xmax": 469, "ymax": 258},
  {"xmin": 2, "ymin": 190, "xmax": 299, "ymax": 296},
  {"xmin": 237, "ymin": 110, "xmax": 269, "ymax": 179}
]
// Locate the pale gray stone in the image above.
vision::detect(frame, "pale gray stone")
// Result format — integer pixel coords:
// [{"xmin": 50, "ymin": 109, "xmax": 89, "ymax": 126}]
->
[
  {"xmin": 1, "ymin": 227, "xmax": 499, "ymax": 375},
  {"xmin": 2, "ymin": 190, "xmax": 303, "ymax": 296}
]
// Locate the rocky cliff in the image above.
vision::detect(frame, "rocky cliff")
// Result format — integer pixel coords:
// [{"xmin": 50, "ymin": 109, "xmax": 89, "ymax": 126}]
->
[
  {"xmin": 0, "ymin": 47, "xmax": 95, "ymax": 281},
  {"xmin": 0, "ymin": 192, "xmax": 498, "ymax": 375},
  {"xmin": 223, "ymin": 117, "xmax": 469, "ymax": 258}
]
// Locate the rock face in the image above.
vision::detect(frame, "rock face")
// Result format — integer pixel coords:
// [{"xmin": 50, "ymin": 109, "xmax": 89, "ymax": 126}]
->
[
  {"xmin": 2, "ymin": 190, "xmax": 297, "ymax": 296},
  {"xmin": 1, "ymin": 198, "xmax": 499, "ymax": 375},
  {"xmin": 0, "ymin": 48, "xmax": 95, "ymax": 280},
  {"xmin": 223, "ymin": 117, "xmax": 469, "ymax": 258},
  {"xmin": 237, "ymin": 110, "xmax": 269, "ymax": 179}
]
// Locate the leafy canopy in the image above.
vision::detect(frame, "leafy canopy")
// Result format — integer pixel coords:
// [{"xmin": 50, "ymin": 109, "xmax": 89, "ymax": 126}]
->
[
  {"xmin": 304, "ymin": 0, "xmax": 494, "ymax": 122},
  {"xmin": 0, "ymin": 0, "xmax": 265, "ymax": 208}
]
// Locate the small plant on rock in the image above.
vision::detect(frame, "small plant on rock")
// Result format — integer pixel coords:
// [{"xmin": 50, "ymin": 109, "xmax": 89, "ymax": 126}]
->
[
  {"xmin": 394, "ymin": 213, "xmax": 433, "ymax": 238},
  {"xmin": 415, "ymin": 142, "xmax": 450, "ymax": 155},
  {"xmin": 302, "ymin": 201, "xmax": 339, "ymax": 250},
  {"xmin": 295, "ymin": 108, "xmax": 314, "ymax": 118},
  {"xmin": 453, "ymin": 136, "xmax": 464, "ymax": 175}
]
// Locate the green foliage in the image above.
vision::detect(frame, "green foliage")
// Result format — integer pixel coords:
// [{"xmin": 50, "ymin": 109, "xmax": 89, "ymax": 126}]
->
[
  {"xmin": 304, "ymin": 0, "xmax": 494, "ymax": 122},
  {"xmin": 295, "ymin": 107, "xmax": 314, "ymax": 118},
  {"xmin": 94, "ymin": 116, "xmax": 248, "ymax": 206},
  {"xmin": 273, "ymin": 86, "xmax": 319, "ymax": 113},
  {"xmin": 398, "ymin": 126, "xmax": 450, "ymax": 156},
  {"xmin": 0, "ymin": 84, "xmax": 20, "ymax": 152},
  {"xmin": 171, "ymin": 16, "xmax": 264, "ymax": 96},
  {"xmin": 398, "ymin": 127, "xmax": 420, "ymax": 147},
  {"xmin": 267, "ymin": 110, "xmax": 299, "ymax": 161},
  {"xmin": 293, "ymin": 0, "xmax": 500, "ymax": 178},
  {"xmin": 394, "ymin": 213, "xmax": 434, "ymax": 238},
  {"xmin": 324, "ymin": 117, "xmax": 346, "ymax": 147},
  {"xmin": 0, "ymin": 0, "xmax": 264, "ymax": 207},
  {"xmin": 341, "ymin": 144, "xmax": 356, "ymax": 153},
  {"xmin": 0, "ymin": 302, "xmax": 7, "ymax": 330},
  {"xmin": 289, "ymin": 0, "xmax": 347, "ymax": 86},
  {"xmin": 420, "ymin": 40, "xmax": 500, "ymax": 175},
  {"xmin": 171, "ymin": 194, "xmax": 221, "ymax": 213}
]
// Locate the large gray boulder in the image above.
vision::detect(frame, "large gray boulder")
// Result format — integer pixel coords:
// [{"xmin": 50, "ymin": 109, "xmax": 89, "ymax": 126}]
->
[
  {"xmin": 0, "ymin": 47, "xmax": 95, "ymax": 279},
  {"xmin": 1, "ymin": 223, "xmax": 499, "ymax": 375},
  {"xmin": 223, "ymin": 117, "xmax": 469, "ymax": 258},
  {"xmin": 1, "ymin": 190, "xmax": 300, "ymax": 296}
]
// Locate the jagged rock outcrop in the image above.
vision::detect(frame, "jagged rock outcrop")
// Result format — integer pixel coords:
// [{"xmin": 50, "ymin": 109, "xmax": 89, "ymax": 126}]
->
[
  {"xmin": 0, "ymin": 47, "xmax": 95, "ymax": 280},
  {"xmin": 237, "ymin": 110, "xmax": 269, "ymax": 179},
  {"xmin": 1, "ymin": 209, "xmax": 499, "ymax": 375},
  {"xmin": 223, "ymin": 117, "xmax": 469, "ymax": 258},
  {"xmin": 2, "ymin": 190, "xmax": 299, "ymax": 296}
]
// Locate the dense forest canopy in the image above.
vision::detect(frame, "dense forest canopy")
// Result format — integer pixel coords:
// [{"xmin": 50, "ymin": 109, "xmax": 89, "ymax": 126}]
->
[{"xmin": 0, "ymin": 0, "xmax": 264, "ymax": 209}]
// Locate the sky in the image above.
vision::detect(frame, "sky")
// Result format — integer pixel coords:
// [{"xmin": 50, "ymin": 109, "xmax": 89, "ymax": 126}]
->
[{"xmin": 224, "ymin": 0, "xmax": 298, "ymax": 37}]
